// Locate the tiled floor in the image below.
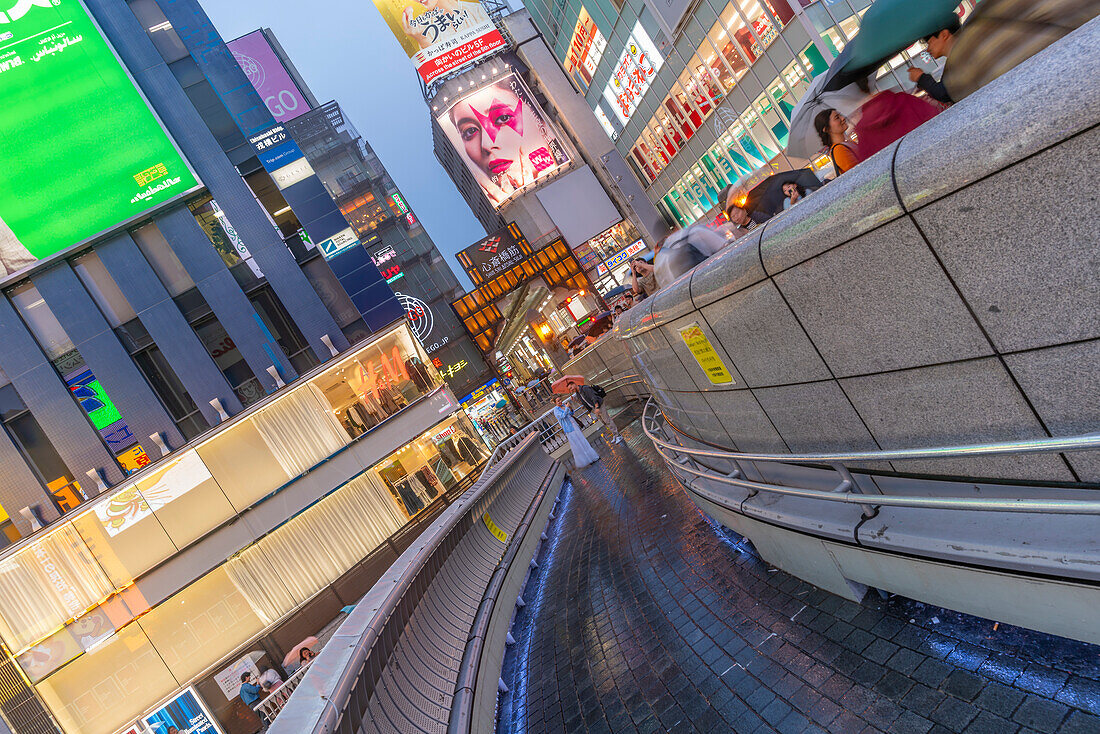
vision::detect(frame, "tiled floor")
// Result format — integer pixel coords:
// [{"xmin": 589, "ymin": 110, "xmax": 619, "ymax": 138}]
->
[{"xmin": 499, "ymin": 408, "xmax": 1100, "ymax": 733}]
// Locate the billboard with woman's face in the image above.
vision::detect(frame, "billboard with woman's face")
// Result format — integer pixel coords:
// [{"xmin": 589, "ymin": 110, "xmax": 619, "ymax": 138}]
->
[
  {"xmin": 373, "ymin": 0, "xmax": 506, "ymax": 84},
  {"xmin": 438, "ymin": 73, "xmax": 572, "ymax": 208}
]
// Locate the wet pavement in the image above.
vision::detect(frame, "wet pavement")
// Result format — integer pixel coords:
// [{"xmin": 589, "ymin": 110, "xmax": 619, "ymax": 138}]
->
[{"xmin": 499, "ymin": 407, "xmax": 1100, "ymax": 733}]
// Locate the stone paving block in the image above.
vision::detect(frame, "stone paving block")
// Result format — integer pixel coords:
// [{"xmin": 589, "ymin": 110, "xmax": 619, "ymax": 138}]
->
[
  {"xmin": 496, "ymin": 413, "xmax": 1100, "ymax": 734},
  {"xmin": 1013, "ymin": 696, "xmax": 1071, "ymax": 733}
]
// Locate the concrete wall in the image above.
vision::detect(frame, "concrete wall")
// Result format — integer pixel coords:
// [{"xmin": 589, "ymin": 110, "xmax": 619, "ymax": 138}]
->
[{"xmin": 570, "ymin": 19, "xmax": 1100, "ymax": 484}]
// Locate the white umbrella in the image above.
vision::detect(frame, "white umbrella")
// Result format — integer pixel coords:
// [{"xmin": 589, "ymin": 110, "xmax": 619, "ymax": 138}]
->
[{"xmin": 785, "ymin": 72, "xmax": 872, "ymax": 159}]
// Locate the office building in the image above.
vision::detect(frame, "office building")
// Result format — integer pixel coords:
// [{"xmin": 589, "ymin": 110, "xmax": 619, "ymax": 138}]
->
[
  {"xmin": 225, "ymin": 29, "xmax": 495, "ymax": 399},
  {"xmin": 0, "ymin": 2, "xmax": 487, "ymax": 732}
]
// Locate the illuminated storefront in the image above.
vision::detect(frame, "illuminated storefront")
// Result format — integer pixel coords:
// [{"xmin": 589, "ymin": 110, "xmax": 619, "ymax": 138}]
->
[{"xmin": 0, "ymin": 322, "xmax": 477, "ymax": 734}]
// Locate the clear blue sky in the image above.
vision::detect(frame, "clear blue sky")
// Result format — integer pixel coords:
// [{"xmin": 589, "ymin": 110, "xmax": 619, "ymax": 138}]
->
[{"xmin": 205, "ymin": 0, "xmax": 487, "ymax": 291}]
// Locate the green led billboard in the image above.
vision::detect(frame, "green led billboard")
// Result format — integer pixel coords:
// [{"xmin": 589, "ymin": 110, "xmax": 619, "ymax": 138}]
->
[{"xmin": 0, "ymin": 0, "xmax": 199, "ymax": 279}]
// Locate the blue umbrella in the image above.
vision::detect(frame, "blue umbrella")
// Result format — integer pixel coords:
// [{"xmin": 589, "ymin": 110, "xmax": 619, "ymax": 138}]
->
[
  {"xmin": 604, "ymin": 285, "xmax": 630, "ymax": 298},
  {"xmin": 568, "ymin": 335, "xmax": 588, "ymax": 348},
  {"xmin": 824, "ymin": 0, "xmax": 961, "ymax": 91}
]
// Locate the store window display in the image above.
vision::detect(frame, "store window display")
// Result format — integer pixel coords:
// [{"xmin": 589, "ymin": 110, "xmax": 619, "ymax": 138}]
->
[
  {"xmin": 315, "ymin": 326, "xmax": 441, "ymax": 439},
  {"xmin": 372, "ymin": 415, "xmax": 487, "ymax": 519}
]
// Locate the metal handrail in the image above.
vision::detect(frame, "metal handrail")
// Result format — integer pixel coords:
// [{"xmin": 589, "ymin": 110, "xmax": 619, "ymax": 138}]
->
[{"xmin": 643, "ymin": 399, "xmax": 1100, "ymax": 515}]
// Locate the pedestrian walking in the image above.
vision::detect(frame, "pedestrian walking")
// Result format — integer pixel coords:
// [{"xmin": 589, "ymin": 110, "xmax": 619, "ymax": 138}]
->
[
  {"xmin": 853, "ymin": 88, "xmax": 940, "ymax": 161},
  {"xmin": 553, "ymin": 397, "xmax": 600, "ymax": 468},
  {"xmin": 908, "ymin": 18, "xmax": 959, "ymax": 104},
  {"xmin": 569, "ymin": 380, "xmax": 622, "ymax": 444},
  {"xmin": 630, "ymin": 258, "xmax": 659, "ymax": 298}
]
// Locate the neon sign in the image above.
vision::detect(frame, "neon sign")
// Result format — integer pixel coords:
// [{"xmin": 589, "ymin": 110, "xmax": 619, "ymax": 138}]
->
[{"xmin": 380, "ymin": 263, "xmax": 404, "ymax": 283}]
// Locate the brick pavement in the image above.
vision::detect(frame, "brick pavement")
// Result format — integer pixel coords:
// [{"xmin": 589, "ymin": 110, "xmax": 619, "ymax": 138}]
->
[{"xmin": 499, "ymin": 409, "xmax": 1100, "ymax": 733}]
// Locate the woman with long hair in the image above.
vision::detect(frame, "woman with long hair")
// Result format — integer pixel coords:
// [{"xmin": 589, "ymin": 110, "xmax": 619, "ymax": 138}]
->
[
  {"xmin": 552, "ymin": 397, "xmax": 600, "ymax": 468},
  {"xmin": 815, "ymin": 108, "xmax": 860, "ymax": 176}
]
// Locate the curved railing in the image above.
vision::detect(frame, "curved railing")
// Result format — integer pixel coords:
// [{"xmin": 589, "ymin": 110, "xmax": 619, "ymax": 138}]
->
[{"xmin": 645, "ymin": 399, "xmax": 1100, "ymax": 516}]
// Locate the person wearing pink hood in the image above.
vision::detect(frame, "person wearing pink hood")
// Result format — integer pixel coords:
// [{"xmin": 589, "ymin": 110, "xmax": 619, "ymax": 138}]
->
[{"xmin": 854, "ymin": 88, "xmax": 942, "ymax": 161}]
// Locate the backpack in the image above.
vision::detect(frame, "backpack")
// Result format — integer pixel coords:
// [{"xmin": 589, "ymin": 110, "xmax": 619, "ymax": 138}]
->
[{"xmin": 592, "ymin": 384, "xmax": 606, "ymax": 399}]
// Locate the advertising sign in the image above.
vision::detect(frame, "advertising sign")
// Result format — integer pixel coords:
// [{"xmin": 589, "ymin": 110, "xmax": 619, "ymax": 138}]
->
[
  {"xmin": 437, "ymin": 73, "xmax": 571, "ymax": 208},
  {"xmin": 456, "ymin": 225, "xmax": 525, "ymax": 281},
  {"xmin": 602, "ymin": 22, "xmax": 664, "ymax": 125},
  {"xmin": 228, "ymin": 30, "xmax": 312, "ymax": 123},
  {"xmin": 596, "ymin": 239, "xmax": 646, "ymax": 277},
  {"xmin": 0, "ymin": 0, "xmax": 199, "ymax": 280},
  {"xmin": 373, "ymin": 0, "xmax": 506, "ymax": 84},
  {"xmin": 565, "ymin": 8, "xmax": 607, "ymax": 91},
  {"xmin": 143, "ymin": 688, "xmax": 223, "ymax": 734},
  {"xmin": 214, "ymin": 653, "xmax": 262, "ymax": 700}
]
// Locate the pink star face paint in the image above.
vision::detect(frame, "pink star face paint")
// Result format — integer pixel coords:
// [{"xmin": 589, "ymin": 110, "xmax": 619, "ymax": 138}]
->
[{"xmin": 441, "ymin": 72, "xmax": 571, "ymax": 207}]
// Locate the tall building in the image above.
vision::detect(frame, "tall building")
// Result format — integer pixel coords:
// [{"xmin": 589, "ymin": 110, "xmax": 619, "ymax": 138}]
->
[
  {"xmin": 228, "ymin": 29, "xmax": 495, "ymax": 399},
  {"xmin": 0, "ymin": 2, "xmax": 488, "ymax": 733},
  {"xmin": 518, "ymin": 0, "xmax": 976, "ymax": 226}
]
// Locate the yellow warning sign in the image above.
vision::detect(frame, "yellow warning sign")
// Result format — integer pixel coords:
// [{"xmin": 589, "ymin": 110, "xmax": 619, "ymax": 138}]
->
[
  {"xmin": 483, "ymin": 512, "xmax": 508, "ymax": 543},
  {"xmin": 679, "ymin": 323, "xmax": 735, "ymax": 385}
]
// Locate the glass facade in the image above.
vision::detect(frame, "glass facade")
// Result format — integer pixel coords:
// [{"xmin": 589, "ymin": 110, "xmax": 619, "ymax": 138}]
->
[
  {"xmin": 522, "ymin": 0, "xmax": 971, "ymax": 226},
  {"xmin": 0, "ymin": 323, "xmax": 466, "ymax": 734}
]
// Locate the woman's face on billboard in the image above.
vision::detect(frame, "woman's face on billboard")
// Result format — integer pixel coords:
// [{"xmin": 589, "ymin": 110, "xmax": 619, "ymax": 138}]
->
[{"xmin": 451, "ymin": 83, "xmax": 548, "ymax": 189}]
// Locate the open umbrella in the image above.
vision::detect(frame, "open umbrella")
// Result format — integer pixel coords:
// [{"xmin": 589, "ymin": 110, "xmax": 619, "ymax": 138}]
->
[
  {"xmin": 282, "ymin": 636, "xmax": 318, "ymax": 668},
  {"xmin": 741, "ymin": 169, "xmax": 824, "ymax": 221},
  {"xmin": 785, "ymin": 70, "xmax": 872, "ymax": 158},
  {"xmin": 604, "ymin": 284, "xmax": 630, "ymax": 299},
  {"xmin": 824, "ymin": 0, "xmax": 961, "ymax": 92},
  {"xmin": 583, "ymin": 310, "xmax": 614, "ymax": 337},
  {"xmin": 551, "ymin": 375, "xmax": 586, "ymax": 394},
  {"xmin": 567, "ymin": 335, "xmax": 587, "ymax": 349},
  {"xmin": 941, "ymin": 0, "xmax": 1098, "ymax": 101}
]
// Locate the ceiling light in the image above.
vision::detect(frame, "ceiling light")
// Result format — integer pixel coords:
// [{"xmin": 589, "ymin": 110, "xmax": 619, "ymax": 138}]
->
[{"xmin": 273, "ymin": 206, "xmax": 292, "ymax": 217}]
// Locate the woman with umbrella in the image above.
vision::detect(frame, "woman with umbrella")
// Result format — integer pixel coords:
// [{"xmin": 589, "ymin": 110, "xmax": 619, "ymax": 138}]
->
[{"xmin": 814, "ymin": 108, "xmax": 860, "ymax": 176}]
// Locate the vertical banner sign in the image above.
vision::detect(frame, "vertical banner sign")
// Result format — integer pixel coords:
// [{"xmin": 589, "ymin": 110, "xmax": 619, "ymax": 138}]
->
[
  {"xmin": 0, "ymin": 0, "xmax": 199, "ymax": 280},
  {"xmin": 373, "ymin": 0, "xmax": 506, "ymax": 84},
  {"xmin": 53, "ymin": 350, "xmax": 151, "ymax": 474},
  {"xmin": 602, "ymin": 22, "xmax": 664, "ymax": 125},
  {"xmin": 227, "ymin": 30, "xmax": 312, "ymax": 123}
]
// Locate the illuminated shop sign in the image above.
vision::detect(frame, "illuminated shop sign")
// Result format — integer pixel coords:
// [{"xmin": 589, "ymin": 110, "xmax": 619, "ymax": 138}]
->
[
  {"xmin": 566, "ymin": 7, "xmax": 607, "ymax": 90},
  {"xmin": 596, "ymin": 239, "xmax": 647, "ymax": 277},
  {"xmin": 602, "ymin": 22, "xmax": 663, "ymax": 125},
  {"xmin": 143, "ymin": 688, "xmax": 224, "ymax": 734},
  {"xmin": 55, "ymin": 350, "xmax": 150, "ymax": 474},
  {"xmin": 398, "ymin": 293, "xmax": 433, "ymax": 342},
  {"xmin": 460, "ymin": 378, "xmax": 499, "ymax": 404},
  {"xmin": 317, "ymin": 227, "xmax": 360, "ymax": 260},
  {"xmin": 391, "ymin": 193, "xmax": 409, "ymax": 213},
  {"xmin": 379, "ymin": 263, "xmax": 404, "ymax": 283},
  {"xmin": 457, "ymin": 225, "xmax": 525, "ymax": 281},
  {"xmin": 440, "ymin": 360, "xmax": 469, "ymax": 379}
]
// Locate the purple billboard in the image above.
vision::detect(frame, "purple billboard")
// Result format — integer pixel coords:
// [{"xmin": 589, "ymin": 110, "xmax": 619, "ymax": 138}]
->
[{"xmin": 228, "ymin": 30, "xmax": 312, "ymax": 123}]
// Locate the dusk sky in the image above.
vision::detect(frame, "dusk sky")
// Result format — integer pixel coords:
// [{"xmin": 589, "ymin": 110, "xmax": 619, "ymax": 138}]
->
[{"xmin": 205, "ymin": 0, "xmax": 493, "ymax": 291}]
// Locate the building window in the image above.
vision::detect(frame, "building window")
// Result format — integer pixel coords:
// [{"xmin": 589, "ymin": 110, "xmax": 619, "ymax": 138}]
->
[
  {"xmin": 128, "ymin": 0, "xmax": 189, "ymax": 63},
  {"xmin": 72, "ymin": 252, "xmax": 138, "ymax": 329},
  {"xmin": 193, "ymin": 316, "xmax": 266, "ymax": 408},
  {"xmin": 132, "ymin": 222, "xmax": 197, "ymax": 297},
  {"xmin": 248, "ymin": 288, "xmax": 318, "ymax": 374},
  {"xmin": 0, "ymin": 385, "xmax": 85, "ymax": 515},
  {"xmin": 133, "ymin": 347, "xmax": 210, "ymax": 441}
]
